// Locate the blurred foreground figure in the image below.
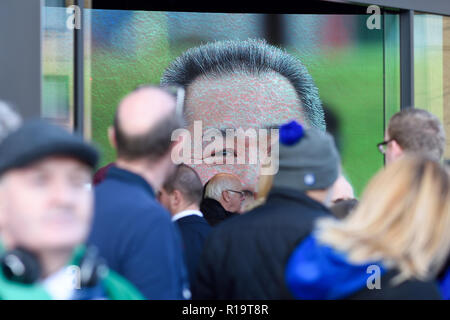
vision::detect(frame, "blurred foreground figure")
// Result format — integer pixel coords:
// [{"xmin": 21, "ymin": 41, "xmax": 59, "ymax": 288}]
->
[
  {"xmin": 158, "ymin": 164, "xmax": 211, "ymax": 287},
  {"xmin": 87, "ymin": 86, "xmax": 190, "ymax": 299},
  {"xmin": 193, "ymin": 121, "xmax": 339, "ymax": 299},
  {"xmin": 286, "ymin": 156, "xmax": 450, "ymax": 299},
  {"xmin": 0, "ymin": 120, "xmax": 142, "ymax": 299},
  {"xmin": 200, "ymin": 173, "xmax": 243, "ymax": 226}
]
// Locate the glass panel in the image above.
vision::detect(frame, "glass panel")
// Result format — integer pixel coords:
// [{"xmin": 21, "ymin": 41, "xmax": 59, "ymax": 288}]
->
[
  {"xmin": 414, "ymin": 13, "xmax": 450, "ymax": 161},
  {"xmin": 42, "ymin": 4, "xmax": 74, "ymax": 131},
  {"xmin": 384, "ymin": 13, "xmax": 401, "ymax": 129},
  {"xmin": 85, "ymin": 10, "xmax": 396, "ymax": 195},
  {"xmin": 284, "ymin": 14, "xmax": 385, "ymax": 195}
]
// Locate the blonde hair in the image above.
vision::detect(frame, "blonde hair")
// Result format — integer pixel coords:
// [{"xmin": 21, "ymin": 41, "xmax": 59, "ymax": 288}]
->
[{"xmin": 316, "ymin": 156, "xmax": 450, "ymax": 283}]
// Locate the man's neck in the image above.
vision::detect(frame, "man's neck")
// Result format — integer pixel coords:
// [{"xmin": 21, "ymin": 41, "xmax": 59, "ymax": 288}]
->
[
  {"xmin": 306, "ymin": 189, "xmax": 331, "ymax": 207},
  {"xmin": 173, "ymin": 203, "xmax": 200, "ymax": 217},
  {"xmin": 37, "ymin": 248, "xmax": 73, "ymax": 279},
  {"xmin": 115, "ymin": 158, "xmax": 166, "ymax": 191}
]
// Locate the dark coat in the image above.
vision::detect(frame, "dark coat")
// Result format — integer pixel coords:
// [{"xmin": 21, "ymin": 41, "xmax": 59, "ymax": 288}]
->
[
  {"xmin": 192, "ymin": 187, "xmax": 331, "ymax": 300},
  {"xmin": 87, "ymin": 166, "xmax": 189, "ymax": 300},
  {"xmin": 175, "ymin": 214, "xmax": 212, "ymax": 287},
  {"xmin": 199, "ymin": 198, "xmax": 239, "ymax": 227}
]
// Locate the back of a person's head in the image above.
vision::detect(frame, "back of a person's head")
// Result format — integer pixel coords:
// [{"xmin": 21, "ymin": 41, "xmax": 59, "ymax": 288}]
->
[
  {"xmin": 161, "ymin": 39, "xmax": 324, "ymax": 130},
  {"xmin": 204, "ymin": 173, "xmax": 241, "ymax": 202},
  {"xmin": 388, "ymin": 108, "xmax": 445, "ymax": 161},
  {"xmin": 317, "ymin": 155, "xmax": 450, "ymax": 282},
  {"xmin": 162, "ymin": 164, "xmax": 203, "ymax": 206},
  {"xmin": 0, "ymin": 100, "xmax": 22, "ymax": 142},
  {"xmin": 113, "ymin": 85, "xmax": 184, "ymax": 163}
]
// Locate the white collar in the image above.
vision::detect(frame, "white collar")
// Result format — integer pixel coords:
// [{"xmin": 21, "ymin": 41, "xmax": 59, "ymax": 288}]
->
[
  {"xmin": 40, "ymin": 266, "xmax": 77, "ymax": 300},
  {"xmin": 172, "ymin": 209, "xmax": 203, "ymax": 222}
]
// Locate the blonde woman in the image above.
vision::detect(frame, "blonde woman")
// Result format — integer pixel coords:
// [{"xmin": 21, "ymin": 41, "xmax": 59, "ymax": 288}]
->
[{"xmin": 286, "ymin": 156, "xmax": 450, "ymax": 299}]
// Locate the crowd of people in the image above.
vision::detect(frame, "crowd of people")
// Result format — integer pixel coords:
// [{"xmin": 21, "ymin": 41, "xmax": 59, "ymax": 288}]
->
[{"xmin": 0, "ymin": 39, "xmax": 449, "ymax": 300}]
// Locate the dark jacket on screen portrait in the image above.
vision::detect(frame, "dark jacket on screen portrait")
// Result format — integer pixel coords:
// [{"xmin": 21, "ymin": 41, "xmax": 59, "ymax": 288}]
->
[{"xmin": 192, "ymin": 186, "xmax": 331, "ymax": 300}]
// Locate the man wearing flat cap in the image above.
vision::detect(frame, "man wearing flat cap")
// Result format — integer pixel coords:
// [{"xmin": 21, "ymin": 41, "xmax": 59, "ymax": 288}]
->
[
  {"xmin": 193, "ymin": 120, "xmax": 340, "ymax": 300},
  {"xmin": 0, "ymin": 119, "xmax": 142, "ymax": 299}
]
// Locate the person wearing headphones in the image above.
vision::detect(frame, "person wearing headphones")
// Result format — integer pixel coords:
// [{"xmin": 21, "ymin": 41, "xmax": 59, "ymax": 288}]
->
[{"xmin": 0, "ymin": 119, "xmax": 143, "ymax": 300}]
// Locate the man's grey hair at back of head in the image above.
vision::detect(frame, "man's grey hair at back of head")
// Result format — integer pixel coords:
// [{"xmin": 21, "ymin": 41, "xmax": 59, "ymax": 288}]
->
[
  {"xmin": 0, "ymin": 101, "xmax": 22, "ymax": 142},
  {"xmin": 160, "ymin": 39, "xmax": 325, "ymax": 131},
  {"xmin": 204, "ymin": 173, "xmax": 241, "ymax": 202}
]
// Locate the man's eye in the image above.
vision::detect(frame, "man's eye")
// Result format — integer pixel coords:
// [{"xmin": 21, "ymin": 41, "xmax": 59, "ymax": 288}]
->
[
  {"xmin": 69, "ymin": 174, "xmax": 91, "ymax": 188},
  {"xmin": 30, "ymin": 173, "xmax": 49, "ymax": 186},
  {"xmin": 211, "ymin": 149, "xmax": 236, "ymax": 157}
]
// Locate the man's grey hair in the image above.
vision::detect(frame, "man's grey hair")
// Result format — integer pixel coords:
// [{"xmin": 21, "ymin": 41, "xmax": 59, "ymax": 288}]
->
[
  {"xmin": 388, "ymin": 108, "xmax": 446, "ymax": 161},
  {"xmin": 160, "ymin": 39, "xmax": 325, "ymax": 131},
  {"xmin": 0, "ymin": 101, "xmax": 22, "ymax": 142},
  {"xmin": 204, "ymin": 173, "xmax": 241, "ymax": 201}
]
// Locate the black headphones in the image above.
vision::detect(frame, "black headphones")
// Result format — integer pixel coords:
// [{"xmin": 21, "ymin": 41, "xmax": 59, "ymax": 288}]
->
[{"xmin": 0, "ymin": 245, "xmax": 108, "ymax": 288}]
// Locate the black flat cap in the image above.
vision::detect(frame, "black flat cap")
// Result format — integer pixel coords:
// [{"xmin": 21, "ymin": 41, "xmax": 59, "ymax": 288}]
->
[{"xmin": 0, "ymin": 119, "xmax": 99, "ymax": 175}]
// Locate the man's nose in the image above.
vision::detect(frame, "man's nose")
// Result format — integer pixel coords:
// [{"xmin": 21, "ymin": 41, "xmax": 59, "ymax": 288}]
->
[{"xmin": 50, "ymin": 181, "xmax": 76, "ymax": 206}]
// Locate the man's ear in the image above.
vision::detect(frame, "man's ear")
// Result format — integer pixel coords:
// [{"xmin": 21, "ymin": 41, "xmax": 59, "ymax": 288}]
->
[
  {"xmin": 222, "ymin": 190, "xmax": 231, "ymax": 203},
  {"xmin": 108, "ymin": 126, "xmax": 117, "ymax": 149},
  {"xmin": 390, "ymin": 140, "xmax": 404, "ymax": 158},
  {"xmin": 171, "ymin": 190, "xmax": 185, "ymax": 211}
]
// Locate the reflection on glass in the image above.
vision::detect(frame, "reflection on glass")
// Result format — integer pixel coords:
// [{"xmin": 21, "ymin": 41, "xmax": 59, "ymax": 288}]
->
[
  {"xmin": 42, "ymin": 6, "xmax": 73, "ymax": 131},
  {"xmin": 41, "ymin": 9, "xmax": 400, "ymax": 195}
]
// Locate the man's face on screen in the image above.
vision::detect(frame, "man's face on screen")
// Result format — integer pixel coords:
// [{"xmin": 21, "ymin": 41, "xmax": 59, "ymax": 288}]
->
[{"xmin": 183, "ymin": 72, "xmax": 306, "ymax": 192}]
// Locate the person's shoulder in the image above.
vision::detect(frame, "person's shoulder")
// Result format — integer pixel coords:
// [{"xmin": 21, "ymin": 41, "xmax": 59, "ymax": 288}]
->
[
  {"xmin": 102, "ymin": 269, "xmax": 145, "ymax": 300},
  {"xmin": 177, "ymin": 214, "xmax": 211, "ymax": 226}
]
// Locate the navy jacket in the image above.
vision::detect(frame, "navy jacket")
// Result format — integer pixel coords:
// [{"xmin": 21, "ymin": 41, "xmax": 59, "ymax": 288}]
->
[
  {"xmin": 87, "ymin": 166, "xmax": 189, "ymax": 300},
  {"xmin": 174, "ymin": 213, "xmax": 212, "ymax": 287}
]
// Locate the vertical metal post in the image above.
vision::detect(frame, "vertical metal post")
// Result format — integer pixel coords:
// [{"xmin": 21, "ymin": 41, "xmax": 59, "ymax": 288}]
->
[
  {"xmin": 399, "ymin": 10, "xmax": 414, "ymax": 109},
  {"xmin": 74, "ymin": 0, "xmax": 84, "ymax": 135},
  {"xmin": 264, "ymin": 14, "xmax": 284, "ymax": 47},
  {"xmin": 0, "ymin": 0, "xmax": 42, "ymax": 119}
]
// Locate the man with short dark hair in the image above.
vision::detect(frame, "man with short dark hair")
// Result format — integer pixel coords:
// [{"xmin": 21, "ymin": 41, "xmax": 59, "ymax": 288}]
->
[
  {"xmin": 87, "ymin": 85, "xmax": 190, "ymax": 300},
  {"xmin": 157, "ymin": 164, "xmax": 211, "ymax": 286},
  {"xmin": 161, "ymin": 39, "xmax": 324, "ymax": 193},
  {"xmin": 378, "ymin": 108, "xmax": 446, "ymax": 164}
]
